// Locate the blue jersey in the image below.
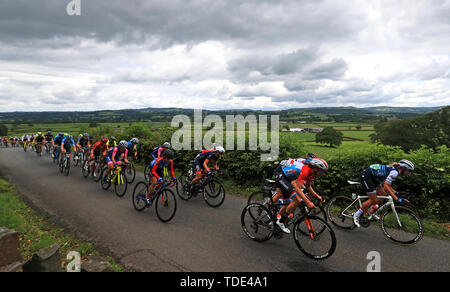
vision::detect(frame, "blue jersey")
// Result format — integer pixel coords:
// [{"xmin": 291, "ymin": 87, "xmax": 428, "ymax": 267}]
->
[
  {"xmin": 54, "ymin": 135, "xmax": 64, "ymax": 143},
  {"xmin": 281, "ymin": 160, "xmax": 305, "ymax": 181},
  {"xmin": 62, "ymin": 138, "xmax": 75, "ymax": 146},
  {"xmin": 127, "ymin": 142, "xmax": 138, "ymax": 153},
  {"xmin": 194, "ymin": 151, "xmax": 218, "ymax": 165},
  {"xmin": 368, "ymin": 164, "xmax": 399, "ymax": 185}
]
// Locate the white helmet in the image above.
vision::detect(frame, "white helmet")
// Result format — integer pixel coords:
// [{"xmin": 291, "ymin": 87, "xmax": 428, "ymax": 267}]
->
[
  {"xmin": 399, "ymin": 159, "xmax": 414, "ymax": 171},
  {"xmin": 309, "ymin": 158, "xmax": 328, "ymax": 172},
  {"xmin": 163, "ymin": 142, "xmax": 171, "ymax": 148},
  {"xmin": 131, "ymin": 138, "xmax": 139, "ymax": 144},
  {"xmin": 215, "ymin": 146, "xmax": 225, "ymax": 154},
  {"xmin": 119, "ymin": 140, "xmax": 128, "ymax": 149}
]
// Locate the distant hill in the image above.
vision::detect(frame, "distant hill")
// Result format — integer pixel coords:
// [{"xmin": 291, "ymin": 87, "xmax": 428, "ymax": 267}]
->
[{"xmin": 0, "ymin": 106, "xmax": 444, "ymax": 124}]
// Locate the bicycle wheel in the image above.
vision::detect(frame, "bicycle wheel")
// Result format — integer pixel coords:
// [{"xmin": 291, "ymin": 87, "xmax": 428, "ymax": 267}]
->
[
  {"xmin": 327, "ymin": 196, "xmax": 358, "ymax": 230},
  {"xmin": 82, "ymin": 161, "xmax": 90, "ymax": 178},
  {"xmin": 132, "ymin": 182, "xmax": 148, "ymax": 212},
  {"xmin": 203, "ymin": 178, "xmax": 226, "ymax": 208},
  {"xmin": 175, "ymin": 170, "xmax": 193, "ymax": 201},
  {"xmin": 247, "ymin": 191, "xmax": 272, "ymax": 205},
  {"xmin": 64, "ymin": 158, "xmax": 71, "ymax": 176},
  {"xmin": 380, "ymin": 206, "xmax": 424, "ymax": 246},
  {"xmin": 293, "ymin": 215, "xmax": 336, "ymax": 260},
  {"xmin": 124, "ymin": 164, "xmax": 136, "ymax": 184},
  {"xmin": 155, "ymin": 188, "xmax": 177, "ymax": 222},
  {"xmin": 101, "ymin": 168, "xmax": 111, "ymax": 190},
  {"xmin": 93, "ymin": 164, "xmax": 104, "ymax": 182},
  {"xmin": 241, "ymin": 203, "xmax": 274, "ymax": 242},
  {"xmin": 144, "ymin": 165, "xmax": 150, "ymax": 182},
  {"xmin": 114, "ymin": 171, "xmax": 128, "ymax": 198}
]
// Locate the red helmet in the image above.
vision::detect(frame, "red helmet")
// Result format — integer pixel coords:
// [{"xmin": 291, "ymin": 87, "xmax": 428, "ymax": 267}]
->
[{"xmin": 101, "ymin": 137, "xmax": 109, "ymax": 144}]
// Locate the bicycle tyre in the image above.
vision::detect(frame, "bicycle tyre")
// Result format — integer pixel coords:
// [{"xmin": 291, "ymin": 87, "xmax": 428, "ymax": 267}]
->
[
  {"xmin": 175, "ymin": 170, "xmax": 193, "ymax": 201},
  {"xmin": 247, "ymin": 191, "xmax": 272, "ymax": 206},
  {"xmin": 64, "ymin": 158, "xmax": 71, "ymax": 176},
  {"xmin": 203, "ymin": 178, "xmax": 226, "ymax": 208},
  {"xmin": 293, "ymin": 215, "xmax": 336, "ymax": 260},
  {"xmin": 380, "ymin": 206, "xmax": 424, "ymax": 246},
  {"xmin": 125, "ymin": 164, "xmax": 136, "ymax": 184},
  {"xmin": 155, "ymin": 188, "xmax": 177, "ymax": 223},
  {"xmin": 114, "ymin": 171, "xmax": 128, "ymax": 198},
  {"xmin": 82, "ymin": 161, "xmax": 90, "ymax": 178},
  {"xmin": 327, "ymin": 196, "xmax": 358, "ymax": 230},
  {"xmin": 132, "ymin": 181, "xmax": 149, "ymax": 212},
  {"xmin": 101, "ymin": 168, "xmax": 111, "ymax": 190},
  {"xmin": 241, "ymin": 203, "xmax": 274, "ymax": 243}
]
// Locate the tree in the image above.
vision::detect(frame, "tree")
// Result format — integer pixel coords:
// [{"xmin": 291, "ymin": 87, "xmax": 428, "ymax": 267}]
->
[
  {"xmin": 356, "ymin": 124, "xmax": 362, "ymax": 131},
  {"xmin": 0, "ymin": 124, "xmax": 8, "ymax": 136},
  {"xmin": 315, "ymin": 127, "xmax": 343, "ymax": 147}
]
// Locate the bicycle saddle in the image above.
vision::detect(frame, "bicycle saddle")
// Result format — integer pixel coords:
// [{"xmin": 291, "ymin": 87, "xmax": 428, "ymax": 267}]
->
[{"xmin": 347, "ymin": 180, "xmax": 361, "ymax": 185}]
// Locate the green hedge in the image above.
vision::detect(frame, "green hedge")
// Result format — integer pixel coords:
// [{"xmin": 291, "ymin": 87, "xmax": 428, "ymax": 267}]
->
[
  {"xmin": 90, "ymin": 123, "xmax": 449, "ymax": 221},
  {"xmin": 314, "ymin": 144, "xmax": 450, "ymax": 221}
]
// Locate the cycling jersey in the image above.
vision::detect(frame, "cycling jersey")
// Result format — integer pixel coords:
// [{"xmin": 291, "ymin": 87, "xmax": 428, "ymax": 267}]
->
[
  {"xmin": 35, "ymin": 135, "xmax": 45, "ymax": 143},
  {"xmin": 368, "ymin": 164, "xmax": 399, "ymax": 185},
  {"xmin": 44, "ymin": 134, "xmax": 53, "ymax": 142},
  {"xmin": 107, "ymin": 141, "xmax": 117, "ymax": 148},
  {"xmin": 127, "ymin": 142, "xmax": 138, "ymax": 153},
  {"xmin": 151, "ymin": 146, "xmax": 166, "ymax": 159},
  {"xmin": 281, "ymin": 160, "xmax": 306, "ymax": 181},
  {"xmin": 78, "ymin": 137, "xmax": 90, "ymax": 147},
  {"xmin": 54, "ymin": 135, "xmax": 64, "ymax": 145},
  {"xmin": 150, "ymin": 157, "xmax": 175, "ymax": 180},
  {"xmin": 62, "ymin": 137, "xmax": 75, "ymax": 146},
  {"xmin": 92, "ymin": 141, "xmax": 108, "ymax": 153},
  {"xmin": 193, "ymin": 150, "xmax": 219, "ymax": 172},
  {"xmin": 106, "ymin": 146, "xmax": 128, "ymax": 163}
]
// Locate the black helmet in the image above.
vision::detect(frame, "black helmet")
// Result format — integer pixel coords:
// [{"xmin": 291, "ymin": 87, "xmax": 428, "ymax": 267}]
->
[{"xmin": 163, "ymin": 149, "xmax": 174, "ymax": 160}]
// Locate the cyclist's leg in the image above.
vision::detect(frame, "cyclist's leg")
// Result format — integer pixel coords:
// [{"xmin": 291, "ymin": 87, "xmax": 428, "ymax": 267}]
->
[{"xmin": 147, "ymin": 176, "xmax": 158, "ymax": 199}]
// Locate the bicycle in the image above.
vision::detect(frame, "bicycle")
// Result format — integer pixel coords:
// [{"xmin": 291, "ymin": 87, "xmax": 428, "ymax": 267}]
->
[
  {"xmin": 241, "ymin": 200, "xmax": 337, "ymax": 260},
  {"xmin": 326, "ymin": 180, "xmax": 424, "ymax": 246},
  {"xmin": 82, "ymin": 156, "xmax": 106, "ymax": 182},
  {"xmin": 35, "ymin": 143, "xmax": 43, "ymax": 157},
  {"xmin": 176, "ymin": 168, "xmax": 226, "ymax": 208},
  {"xmin": 132, "ymin": 178, "xmax": 177, "ymax": 223},
  {"xmin": 59, "ymin": 152, "xmax": 71, "ymax": 176},
  {"xmin": 101, "ymin": 164, "xmax": 128, "ymax": 198},
  {"xmin": 247, "ymin": 179, "xmax": 328, "ymax": 222}
]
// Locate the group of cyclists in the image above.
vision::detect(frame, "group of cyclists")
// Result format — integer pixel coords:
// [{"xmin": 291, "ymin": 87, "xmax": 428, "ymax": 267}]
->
[{"xmin": 6, "ymin": 130, "xmax": 416, "ymax": 237}]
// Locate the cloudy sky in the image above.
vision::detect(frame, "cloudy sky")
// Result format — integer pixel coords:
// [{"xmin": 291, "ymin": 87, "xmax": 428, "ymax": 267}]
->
[{"xmin": 0, "ymin": 0, "xmax": 449, "ymax": 111}]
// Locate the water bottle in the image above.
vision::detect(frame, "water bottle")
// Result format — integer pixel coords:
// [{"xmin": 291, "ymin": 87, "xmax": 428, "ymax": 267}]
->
[{"xmin": 369, "ymin": 204, "xmax": 379, "ymax": 214}]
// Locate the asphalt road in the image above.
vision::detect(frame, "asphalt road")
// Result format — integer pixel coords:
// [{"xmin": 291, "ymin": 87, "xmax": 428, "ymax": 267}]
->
[{"xmin": 0, "ymin": 147, "xmax": 449, "ymax": 272}]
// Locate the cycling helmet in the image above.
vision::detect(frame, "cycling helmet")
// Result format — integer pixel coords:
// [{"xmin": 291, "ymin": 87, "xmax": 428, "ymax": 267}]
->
[
  {"xmin": 83, "ymin": 133, "xmax": 89, "ymax": 137},
  {"xmin": 119, "ymin": 140, "xmax": 127, "ymax": 149},
  {"xmin": 47, "ymin": 131, "xmax": 52, "ymax": 134},
  {"xmin": 67, "ymin": 135, "xmax": 73, "ymax": 140},
  {"xmin": 110, "ymin": 136, "xmax": 116, "ymax": 140},
  {"xmin": 101, "ymin": 137, "xmax": 109, "ymax": 144},
  {"xmin": 163, "ymin": 149, "xmax": 174, "ymax": 159},
  {"xmin": 163, "ymin": 142, "xmax": 171, "ymax": 148},
  {"xmin": 399, "ymin": 159, "xmax": 414, "ymax": 171},
  {"xmin": 131, "ymin": 138, "xmax": 139, "ymax": 144},
  {"xmin": 310, "ymin": 158, "xmax": 328, "ymax": 172},
  {"xmin": 215, "ymin": 146, "xmax": 225, "ymax": 154},
  {"xmin": 37, "ymin": 132, "xmax": 42, "ymax": 135}
]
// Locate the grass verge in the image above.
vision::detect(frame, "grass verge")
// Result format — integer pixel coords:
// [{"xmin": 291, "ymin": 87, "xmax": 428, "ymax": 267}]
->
[{"xmin": 0, "ymin": 178, "xmax": 125, "ymax": 272}]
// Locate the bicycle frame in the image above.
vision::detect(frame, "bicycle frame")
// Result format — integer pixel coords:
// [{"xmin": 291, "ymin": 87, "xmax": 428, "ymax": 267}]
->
[{"xmin": 341, "ymin": 195, "xmax": 403, "ymax": 227}]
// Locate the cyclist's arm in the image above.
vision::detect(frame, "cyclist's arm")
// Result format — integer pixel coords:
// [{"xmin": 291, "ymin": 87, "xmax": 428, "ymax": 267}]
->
[
  {"xmin": 203, "ymin": 159, "xmax": 210, "ymax": 172},
  {"xmin": 383, "ymin": 181, "xmax": 399, "ymax": 200},
  {"xmin": 169, "ymin": 160, "xmax": 175, "ymax": 179},
  {"xmin": 151, "ymin": 159, "xmax": 161, "ymax": 180}
]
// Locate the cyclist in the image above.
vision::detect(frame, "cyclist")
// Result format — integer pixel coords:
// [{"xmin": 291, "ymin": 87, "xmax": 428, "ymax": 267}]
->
[
  {"xmin": 353, "ymin": 159, "xmax": 415, "ymax": 227},
  {"xmin": 151, "ymin": 142, "xmax": 171, "ymax": 161},
  {"xmin": 127, "ymin": 138, "xmax": 139, "ymax": 161},
  {"xmin": 107, "ymin": 136, "xmax": 117, "ymax": 150},
  {"xmin": 21, "ymin": 134, "xmax": 29, "ymax": 149},
  {"xmin": 53, "ymin": 132, "xmax": 65, "ymax": 159},
  {"xmin": 44, "ymin": 131, "xmax": 54, "ymax": 149},
  {"xmin": 29, "ymin": 134, "xmax": 35, "ymax": 148},
  {"xmin": 34, "ymin": 132, "xmax": 45, "ymax": 153},
  {"xmin": 104, "ymin": 140, "xmax": 129, "ymax": 180},
  {"xmin": 60, "ymin": 134, "xmax": 76, "ymax": 162},
  {"xmin": 144, "ymin": 149, "xmax": 176, "ymax": 205},
  {"xmin": 188, "ymin": 146, "xmax": 225, "ymax": 190},
  {"xmin": 273, "ymin": 158, "xmax": 329, "ymax": 234},
  {"xmin": 86, "ymin": 137, "xmax": 109, "ymax": 176},
  {"xmin": 77, "ymin": 133, "xmax": 91, "ymax": 156}
]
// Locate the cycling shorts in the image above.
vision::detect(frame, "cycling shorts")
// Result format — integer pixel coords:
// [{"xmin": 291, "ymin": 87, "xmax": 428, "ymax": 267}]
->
[{"xmin": 360, "ymin": 168, "xmax": 381, "ymax": 194}]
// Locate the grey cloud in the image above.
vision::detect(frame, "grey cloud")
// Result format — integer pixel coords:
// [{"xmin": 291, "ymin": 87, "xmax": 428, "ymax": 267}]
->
[{"xmin": 303, "ymin": 59, "xmax": 348, "ymax": 81}]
